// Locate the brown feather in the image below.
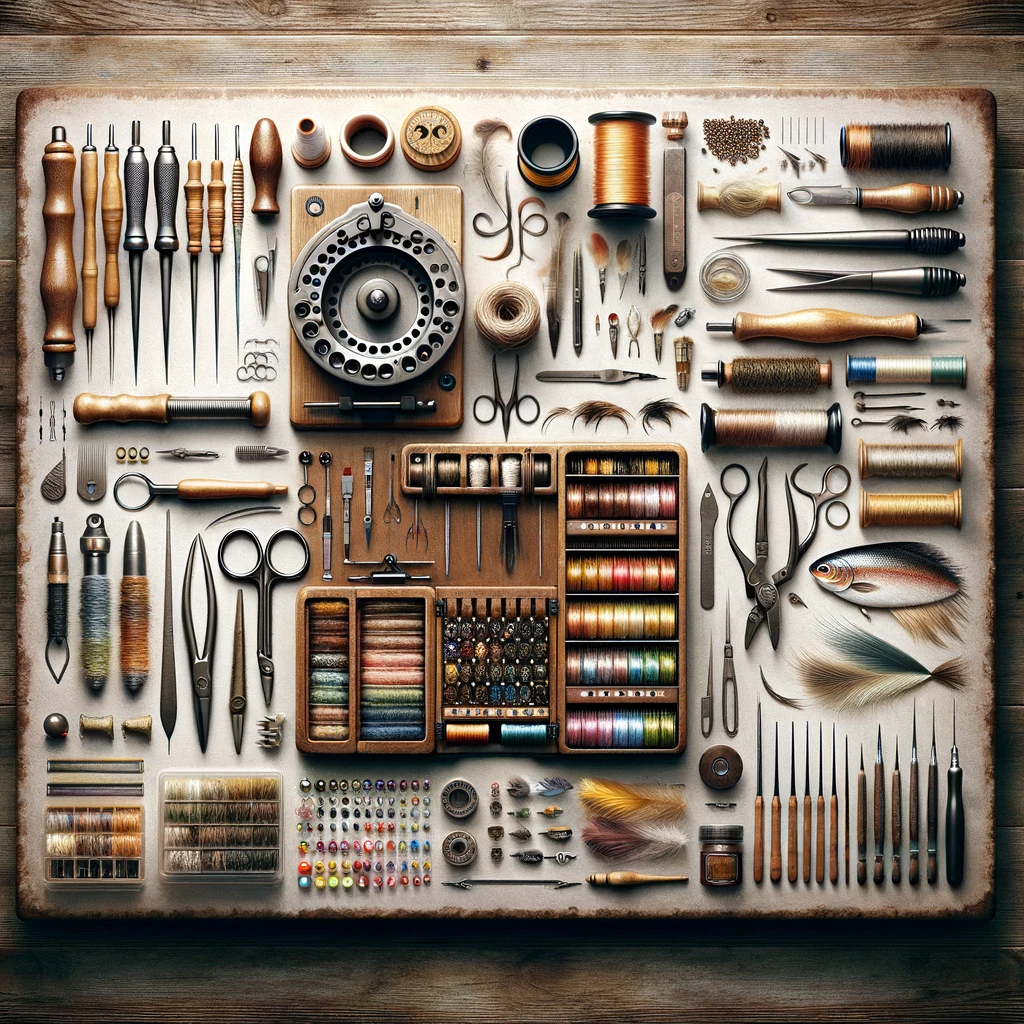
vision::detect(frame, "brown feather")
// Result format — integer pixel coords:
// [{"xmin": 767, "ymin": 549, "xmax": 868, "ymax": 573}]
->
[
  {"xmin": 615, "ymin": 239, "xmax": 632, "ymax": 275},
  {"xmin": 650, "ymin": 305, "xmax": 679, "ymax": 332},
  {"xmin": 588, "ymin": 232, "xmax": 610, "ymax": 271},
  {"xmin": 572, "ymin": 400, "xmax": 632, "ymax": 432}
]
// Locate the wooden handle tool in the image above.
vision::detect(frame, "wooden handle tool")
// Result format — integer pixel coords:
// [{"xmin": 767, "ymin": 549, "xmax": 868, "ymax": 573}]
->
[
  {"xmin": 80, "ymin": 125, "xmax": 98, "ymax": 379},
  {"xmin": 770, "ymin": 721, "xmax": 781, "ymax": 883},
  {"xmin": 802, "ymin": 724, "xmax": 812, "ymax": 884},
  {"xmin": 857, "ymin": 745, "xmax": 867, "ymax": 886},
  {"xmin": 74, "ymin": 390, "xmax": 271, "ymax": 426},
  {"xmin": 830, "ymin": 726, "xmax": 839, "ymax": 885},
  {"xmin": 101, "ymin": 124, "xmax": 122, "ymax": 382},
  {"xmin": 909, "ymin": 708, "xmax": 920, "ymax": 885},
  {"xmin": 184, "ymin": 126, "xmax": 205, "ymax": 256},
  {"xmin": 207, "ymin": 125, "xmax": 226, "ymax": 380},
  {"xmin": 113, "ymin": 473, "xmax": 287, "ymax": 511},
  {"xmin": 753, "ymin": 699, "xmax": 764, "ymax": 884},
  {"xmin": 873, "ymin": 726, "xmax": 885, "ymax": 885},
  {"xmin": 249, "ymin": 117, "xmax": 281, "ymax": 216},
  {"xmin": 892, "ymin": 737, "xmax": 902, "ymax": 884},
  {"xmin": 586, "ymin": 872, "xmax": 688, "ymax": 887},
  {"xmin": 709, "ymin": 308, "xmax": 923, "ymax": 343},
  {"xmin": 41, "ymin": 126, "xmax": 77, "ymax": 380},
  {"xmin": 816, "ymin": 722, "xmax": 826, "ymax": 884},
  {"xmin": 860, "ymin": 183, "xmax": 962, "ymax": 214},
  {"xmin": 788, "ymin": 723, "xmax": 798, "ymax": 883}
]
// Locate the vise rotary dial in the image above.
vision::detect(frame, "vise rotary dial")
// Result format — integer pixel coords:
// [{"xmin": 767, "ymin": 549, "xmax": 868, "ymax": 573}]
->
[{"xmin": 289, "ymin": 192, "xmax": 465, "ymax": 387}]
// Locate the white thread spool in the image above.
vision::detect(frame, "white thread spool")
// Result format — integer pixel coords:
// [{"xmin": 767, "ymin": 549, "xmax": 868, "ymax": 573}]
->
[
  {"xmin": 468, "ymin": 455, "xmax": 491, "ymax": 488},
  {"xmin": 291, "ymin": 117, "xmax": 331, "ymax": 169}
]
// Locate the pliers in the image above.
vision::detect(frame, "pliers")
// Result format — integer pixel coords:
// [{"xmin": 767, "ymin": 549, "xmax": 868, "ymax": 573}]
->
[{"xmin": 182, "ymin": 533, "xmax": 217, "ymax": 753}]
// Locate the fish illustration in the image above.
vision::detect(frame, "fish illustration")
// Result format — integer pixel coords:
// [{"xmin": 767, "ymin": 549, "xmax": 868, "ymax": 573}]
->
[{"xmin": 810, "ymin": 542, "xmax": 966, "ymax": 645}]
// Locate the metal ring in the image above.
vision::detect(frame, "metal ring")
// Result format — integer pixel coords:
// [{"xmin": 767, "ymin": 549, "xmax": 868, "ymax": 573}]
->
[
  {"xmin": 297, "ymin": 483, "xmax": 317, "ymax": 506},
  {"xmin": 440, "ymin": 779, "xmax": 479, "ymax": 820},
  {"xmin": 441, "ymin": 830, "xmax": 478, "ymax": 866},
  {"xmin": 115, "ymin": 446, "xmax": 127, "ymax": 462},
  {"xmin": 127, "ymin": 447, "xmax": 138, "ymax": 462},
  {"xmin": 826, "ymin": 500, "xmax": 851, "ymax": 529},
  {"xmin": 139, "ymin": 447, "xmax": 149, "ymax": 462},
  {"xmin": 305, "ymin": 195, "xmax": 325, "ymax": 217},
  {"xmin": 112, "ymin": 473, "xmax": 155, "ymax": 512},
  {"xmin": 823, "ymin": 464, "xmax": 852, "ymax": 496}
]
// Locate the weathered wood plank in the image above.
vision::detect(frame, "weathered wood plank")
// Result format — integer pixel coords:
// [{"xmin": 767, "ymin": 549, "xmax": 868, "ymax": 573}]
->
[
  {"xmin": 3, "ymin": 0, "xmax": 1023, "ymax": 35},
  {"xmin": 0, "ymin": 37, "xmax": 1020, "ymax": 168}
]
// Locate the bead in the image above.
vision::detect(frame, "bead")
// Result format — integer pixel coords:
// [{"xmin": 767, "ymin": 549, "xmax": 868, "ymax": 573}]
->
[
  {"xmin": 43, "ymin": 713, "xmax": 69, "ymax": 739},
  {"xmin": 387, "ymin": 876, "xmax": 397, "ymax": 887},
  {"xmin": 328, "ymin": 840, "xmax": 338, "ymax": 853},
  {"xmin": 357, "ymin": 876, "xmax": 369, "ymax": 889},
  {"xmin": 314, "ymin": 876, "xmax": 326, "ymax": 889},
  {"xmin": 298, "ymin": 861, "xmax": 312, "ymax": 875},
  {"xmin": 423, "ymin": 874, "xmax": 431, "ymax": 885},
  {"xmin": 298, "ymin": 875, "xmax": 311, "ymax": 889},
  {"xmin": 342, "ymin": 876, "xmax": 354, "ymax": 889},
  {"xmin": 327, "ymin": 860, "xmax": 337, "ymax": 872},
  {"xmin": 299, "ymin": 777, "xmax": 312, "ymax": 793},
  {"xmin": 316, "ymin": 840, "xmax": 325, "ymax": 852},
  {"xmin": 373, "ymin": 876, "xmax": 383, "ymax": 888},
  {"xmin": 328, "ymin": 875, "xmax": 339, "ymax": 889},
  {"xmin": 413, "ymin": 875, "xmax": 421, "ymax": 886},
  {"xmin": 298, "ymin": 841, "xmax": 309, "ymax": 853},
  {"xmin": 314, "ymin": 861, "xmax": 325, "ymax": 873},
  {"xmin": 341, "ymin": 859, "xmax": 351, "ymax": 872},
  {"xmin": 401, "ymin": 875, "xmax": 410, "ymax": 886}
]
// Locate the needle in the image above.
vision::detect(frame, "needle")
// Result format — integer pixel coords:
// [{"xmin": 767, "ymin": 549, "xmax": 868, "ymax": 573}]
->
[
  {"xmin": 910, "ymin": 701, "xmax": 920, "ymax": 885},
  {"xmin": 232, "ymin": 125, "xmax": 244, "ymax": 366},
  {"xmin": 770, "ymin": 721, "xmax": 781, "ymax": 884},
  {"xmin": 829, "ymin": 724, "xmax": 838, "ymax": 884},
  {"xmin": 803, "ymin": 721, "xmax": 811, "ymax": 883},
  {"xmin": 754, "ymin": 700, "xmax": 764, "ymax": 884},
  {"xmin": 788, "ymin": 722, "xmax": 798, "ymax": 883},
  {"xmin": 816, "ymin": 722, "xmax": 826, "ymax": 884}
]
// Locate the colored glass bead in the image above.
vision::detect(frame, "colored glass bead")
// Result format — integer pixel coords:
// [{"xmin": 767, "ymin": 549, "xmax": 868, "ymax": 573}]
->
[
  {"xmin": 298, "ymin": 875, "xmax": 311, "ymax": 889},
  {"xmin": 314, "ymin": 876, "xmax": 326, "ymax": 889},
  {"xmin": 298, "ymin": 861, "xmax": 312, "ymax": 875},
  {"xmin": 328, "ymin": 876, "xmax": 339, "ymax": 889},
  {"xmin": 342, "ymin": 876, "xmax": 354, "ymax": 889}
]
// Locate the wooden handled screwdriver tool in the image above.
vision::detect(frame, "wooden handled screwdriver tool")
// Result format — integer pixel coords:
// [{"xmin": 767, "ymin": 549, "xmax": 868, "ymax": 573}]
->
[
  {"xmin": 706, "ymin": 308, "xmax": 969, "ymax": 343},
  {"xmin": 102, "ymin": 125, "xmax": 123, "ymax": 384},
  {"xmin": 122, "ymin": 120, "xmax": 149, "ymax": 385},
  {"xmin": 154, "ymin": 120, "xmax": 180, "ymax": 384},
  {"xmin": 80, "ymin": 124, "xmax": 98, "ymax": 381},
  {"xmin": 184, "ymin": 122, "xmax": 204, "ymax": 383},
  {"xmin": 40, "ymin": 125, "xmax": 77, "ymax": 382},
  {"xmin": 207, "ymin": 125, "xmax": 226, "ymax": 382}
]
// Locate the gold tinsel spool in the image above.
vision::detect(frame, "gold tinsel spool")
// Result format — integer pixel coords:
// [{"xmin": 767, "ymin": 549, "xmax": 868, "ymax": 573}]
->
[
  {"xmin": 588, "ymin": 111, "xmax": 657, "ymax": 220},
  {"xmin": 858, "ymin": 438, "xmax": 963, "ymax": 481},
  {"xmin": 859, "ymin": 488, "xmax": 962, "ymax": 529},
  {"xmin": 445, "ymin": 723, "xmax": 491, "ymax": 745}
]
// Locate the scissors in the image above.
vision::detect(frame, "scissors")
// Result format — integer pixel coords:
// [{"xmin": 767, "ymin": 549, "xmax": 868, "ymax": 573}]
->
[
  {"xmin": 182, "ymin": 534, "xmax": 217, "ymax": 754},
  {"xmin": 473, "ymin": 354, "xmax": 540, "ymax": 440},
  {"xmin": 722, "ymin": 458, "xmax": 850, "ymax": 650},
  {"xmin": 217, "ymin": 528, "xmax": 310, "ymax": 706}
]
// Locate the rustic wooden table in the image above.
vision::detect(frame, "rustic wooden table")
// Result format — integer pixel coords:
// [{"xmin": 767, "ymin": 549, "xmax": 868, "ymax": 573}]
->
[{"xmin": 1, "ymin": 5, "xmax": 1022, "ymax": 1020}]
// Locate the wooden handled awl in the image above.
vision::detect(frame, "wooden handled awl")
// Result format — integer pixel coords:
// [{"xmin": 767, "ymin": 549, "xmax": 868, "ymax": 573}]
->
[
  {"xmin": 586, "ymin": 872, "xmax": 688, "ymax": 887},
  {"xmin": 770, "ymin": 721, "xmax": 781, "ymax": 884},
  {"xmin": 80, "ymin": 125, "xmax": 98, "ymax": 381},
  {"xmin": 788, "ymin": 722, "xmax": 798, "ymax": 883},
  {"xmin": 183, "ymin": 122, "xmax": 204, "ymax": 383},
  {"xmin": 706, "ymin": 308, "xmax": 967, "ymax": 343},
  {"xmin": 74, "ymin": 390, "xmax": 271, "ymax": 426},
  {"xmin": 41, "ymin": 126, "xmax": 77, "ymax": 381},
  {"xmin": 101, "ymin": 125, "xmax": 123, "ymax": 384},
  {"xmin": 249, "ymin": 117, "xmax": 281, "ymax": 216},
  {"xmin": 207, "ymin": 124, "xmax": 226, "ymax": 381},
  {"xmin": 753, "ymin": 700, "xmax": 764, "ymax": 884}
]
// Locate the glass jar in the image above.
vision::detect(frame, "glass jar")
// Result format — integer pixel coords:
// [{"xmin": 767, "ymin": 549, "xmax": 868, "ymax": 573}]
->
[{"xmin": 699, "ymin": 824, "xmax": 743, "ymax": 887}]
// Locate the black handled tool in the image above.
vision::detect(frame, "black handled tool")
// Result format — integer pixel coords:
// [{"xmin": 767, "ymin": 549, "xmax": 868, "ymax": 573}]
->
[
  {"xmin": 122, "ymin": 121, "xmax": 149, "ymax": 384},
  {"xmin": 154, "ymin": 120, "xmax": 179, "ymax": 384},
  {"xmin": 946, "ymin": 700, "xmax": 965, "ymax": 886}
]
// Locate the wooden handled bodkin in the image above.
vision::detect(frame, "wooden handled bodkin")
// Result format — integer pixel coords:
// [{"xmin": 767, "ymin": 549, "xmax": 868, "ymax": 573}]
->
[
  {"xmin": 861, "ymin": 182, "xmax": 962, "ymax": 214},
  {"xmin": 753, "ymin": 795, "xmax": 764, "ymax": 884},
  {"xmin": 80, "ymin": 126, "xmax": 98, "ymax": 365},
  {"xmin": 184, "ymin": 147, "xmax": 204, "ymax": 254},
  {"xmin": 715, "ymin": 308, "xmax": 922, "ymax": 343},
  {"xmin": 41, "ymin": 126, "xmax": 78, "ymax": 380},
  {"xmin": 586, "ymin": 872, "xmax": 688, "ymax": 887},
  {"xmin": 249, "ymin": 117, "xmax": 282, "ymax": 216}
]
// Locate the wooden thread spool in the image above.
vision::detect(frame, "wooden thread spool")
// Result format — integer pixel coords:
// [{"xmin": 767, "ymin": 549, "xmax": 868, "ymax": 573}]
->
[
  {"xmin": 340, "ymin": 112, "xmax": 395, "ymax": 169},
  {"xmin": 703, "ymin": 356, "xmax": 832, "ymax": 394},
  {"xmin": 700, "ymin": 403, "xmax": 842, "ymax": 453},
  {"xmin": 859, "ymin": 488, "xmax": 962, "ymax": 528},
  {"xmin": 697, "ymin": 179, "xmax": 782, "ymax": 216},
  {"xmin": 841, "ymin": 122, "xmax": 951, "ymax": 172},
  {"xmin": 291, "ymin": 117, "xmax": 331, "ymax": 169},
  {"xmin": 588, "ymin": 111, "xmax": 657, "ymax": 219},
  {"xmin": 858, "ymin": 438, "xmax": 963, "ymax": 480}
]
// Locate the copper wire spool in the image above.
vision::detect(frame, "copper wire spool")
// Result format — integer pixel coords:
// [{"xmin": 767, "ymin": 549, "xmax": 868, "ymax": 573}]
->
[
  {"xmin": 841, "ymin": 122, "xmax": 951, "ymax": 172},
  {"xmin": 859, "ymin": 488, "xmax": 962, "ymax": 528},
  {"xmin": 700, "ymin": 402, "xmax": 842, "ymax": 453},
  {"xmin": 858, "ymin": 438, "xmax": 963, "ymax": 480},
  {"xmin": 588, "ymin": 111, "xmax": 657, "ymax": 219},
  {"xmin": 445, "ymin": 723, "xmax": 491, "ymax": 745}
]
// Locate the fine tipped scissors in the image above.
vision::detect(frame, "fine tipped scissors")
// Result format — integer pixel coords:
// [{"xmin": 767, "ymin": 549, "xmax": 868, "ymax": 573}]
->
[
  {"xmin": 182, "ymin": 534, "xmax": 217, "ymax": 753},
  {"xmin": 473, "ymin": 354, "xmax": 540, "ymax": 440},
  {"xmin": 217, "ymin": 528, "xmax": 310, "ymax": 707},
  {"xmin": 722, "ymin": 458, "xmax": 850, "ymax": 650}
]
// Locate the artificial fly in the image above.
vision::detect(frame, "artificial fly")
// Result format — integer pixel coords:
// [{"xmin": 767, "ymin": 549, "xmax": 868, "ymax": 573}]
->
[{"xmin": 506, "ymin": 776, "xmax": 573, "ymax": 798}]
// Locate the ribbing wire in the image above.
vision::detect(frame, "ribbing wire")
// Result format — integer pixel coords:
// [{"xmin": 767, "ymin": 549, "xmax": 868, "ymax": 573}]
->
[
  {"xmin": 590, "ymin": 115, "xmax": 654, "ymax": 210},
  {"xmin": 729, "ymin": 356, "xmax": 829, "ymax": 394},
  {"xmin": 846, "ymin": 355, "xmax": 966, "ymax": 387},
  {"xmin": 842, "ymin": 122, "xmax": 951, "ymax": 171},
  {"xmin": 710, "ymin": 408, "xmax": 830, "ymax": 448},
  {"xmin": 474, "ymin": 280, "xmax": 541, "ymax": 352},
  {"xmin": 119, "ymin": 576, "xmax": 149, "ymax": 693},
  {"xmin": 859, "ymin": 488, "xmax": 962, "ymax": 528},
  {"xmin": 858, "ymin": 438, "xmax": 963, "ymax": 481},
  {"xmin": 80, "ymin": 575, "xmax": 110, "ymax": 691}
]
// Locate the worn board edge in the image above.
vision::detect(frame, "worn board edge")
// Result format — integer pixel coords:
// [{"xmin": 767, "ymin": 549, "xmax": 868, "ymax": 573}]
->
[{"xmin": 13, "ymin": 84, "xmax": 997, "ymax": 920}]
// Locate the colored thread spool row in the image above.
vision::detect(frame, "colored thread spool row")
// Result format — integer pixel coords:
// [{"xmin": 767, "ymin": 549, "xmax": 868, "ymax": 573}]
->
[
  {"xmin": 700, "ymin": 403, "xmax": 843, "ymax": 453},
  {"xmin": 860, "ymin": 487, "xmax": 962, "ymax": 529},
  {"xmin": 858, "ymin": 438, "xmax": 963, "ymax": 481},
  {"xmin": 565, "ymin": 599, "xmax": 677, "ymax": 640},
  {"xmin": 565, "ymin": 480, "xmax": 677, "ymax": 520},
  {"xmin": 565, "ymin": 708, "xmax": 677, "ymax": 749},
  {"xmin": 359, "ymin": 598, "xmax": 426, "ymax": 741},
  {"xmin": 443, "ymin": 722, "xmax": 549, "ymax": 746},
  {"xmin": 846, "ymin": 355, "xmax": 966, "ymax": 388},
  {"xmin": 565, "ymin": 554, "xmax": 676, "ymax": 593},
  {"xmin": 565, "ymin": 645, "xmax": 677, "ymax": 687},
  {"xmin": 308, "ymin": 599, "xmax": 351, "ymax": 741},
  {"xmin": 841, "ymin": 122, "xmax": 951, "ymax": 172},
  {"xmin": 566, "ymin": 454, "xmax": 676, "ymax": 476}
]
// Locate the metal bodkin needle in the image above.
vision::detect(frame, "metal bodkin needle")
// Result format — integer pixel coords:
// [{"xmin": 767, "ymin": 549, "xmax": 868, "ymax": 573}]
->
[
  {"xmin": 208, "ymin": 125, "xmax": 226, "ymax": 383},
  {"xmin": 102, "ymin": 124, "xmax": 123, "ymax": 384},
  {"xmin": 154, "ymin": 120, "xmax": 180, "ymax": 384},
  {"xmin": 788, "ymin": 722, "xmax": 798, "ymax": 883},
  {"xmin": 184, "ymin": 123, "xmax": 204, "ymax": 384}
]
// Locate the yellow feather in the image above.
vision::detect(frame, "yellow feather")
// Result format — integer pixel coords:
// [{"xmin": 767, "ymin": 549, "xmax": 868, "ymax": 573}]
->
[{"xmin": 578, "ymin": 777, "xmax": 687, "ymax": 822}]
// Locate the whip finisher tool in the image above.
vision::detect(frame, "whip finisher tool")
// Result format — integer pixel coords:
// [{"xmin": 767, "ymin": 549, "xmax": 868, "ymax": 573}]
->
[
  {"xmin": 154, "ymin": 120, "xmax": 180, "ymax": 383},
  {"xmin": 122, "ymin": 121, "xmax": 150, "ymax": 384},
  {"xmin": 40, "ymin": 126, "xmax": 77, "ymax": 381}
]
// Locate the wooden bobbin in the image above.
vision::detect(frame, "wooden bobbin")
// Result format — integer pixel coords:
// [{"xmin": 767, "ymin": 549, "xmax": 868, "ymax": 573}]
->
[{"xmin": 400, "ymin": 106, "xmax": 462, "ymax": 172}]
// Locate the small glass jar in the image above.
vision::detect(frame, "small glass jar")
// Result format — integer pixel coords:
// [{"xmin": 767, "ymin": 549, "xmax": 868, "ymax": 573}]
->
[
  {"xmin": 699, "ymin": 250, "xmax": 750, "ymax": 302},
  {"xmin": 699, "ymin": 825, "xmax": 744, "ymax": 887}
]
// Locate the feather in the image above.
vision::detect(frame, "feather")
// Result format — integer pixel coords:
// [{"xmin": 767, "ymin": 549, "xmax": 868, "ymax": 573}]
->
[
  {"xmin": 471, "ymin": 119, "xmax": 513, "ymax": 261},
  {"xmin": 582, "ymin": 819, "xmax": 689, "ymax": 860},
  {"xmin": 542, "ymin": 406, "xmax": 569, "ymax": 432},
  {"xmin": 578, "ymin": 778, "xmax": 687, "ymax": 822},
  {"xmin": 506, "ymin": 776, "xmax": 531, "ymax": 798},
  {"xmin": 887, "ymin": 414, "xmax": 927, "ymax": 434},
  {"xmin": 616, "ymin": 239, "xmax": 632, "ymax": 298},
  {"xmin": 890, "ymin": 596, "xmax": 968, "ymax": 646},
  {"xmin": 588, "ymin": 232, "xmax": 609, "ymax": 270},
  {"xmin": 544, "ymin": 211, "xmax": 571, "ymax": 356},
  {"xmin": 639, "ymin": 398, "xmax": 689, "ymax": 434},
  {"xmin": 931, "ymin": 414, "xmax": 963, "ymax": 433},
  {"xmin": 760, "ymin": 668, "xmax": 806, "ymax": 709},
  {"xmin": 572, "ymin": 400, "xmax": 632, "ymax": 432},
  {"xmin": 796, "ymin": 616, "xmax": 966, "ymax": 710},
  {"xmin": 649, "ymin": 305, "xmax": 678, "ymax": 333},
  {"xmin": 509, "ymin": 775, "xmax": 573, "ymax": 798}
]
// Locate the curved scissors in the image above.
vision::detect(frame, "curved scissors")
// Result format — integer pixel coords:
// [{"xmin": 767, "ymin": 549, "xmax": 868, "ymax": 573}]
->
[
  {"xmin": 473, "ymin": 354, "xmax": 540, "ymax": 440},
  {"xmin": 217, "ymin": 528, "xmax": 310, "ymax": 706}
]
